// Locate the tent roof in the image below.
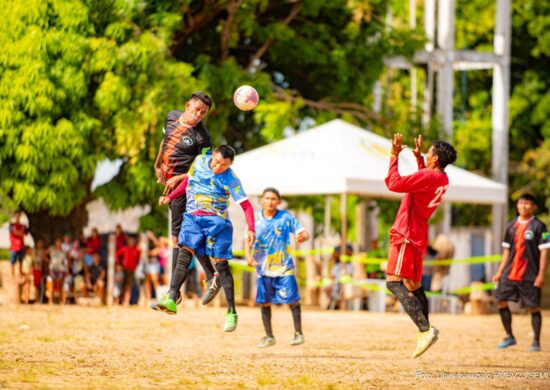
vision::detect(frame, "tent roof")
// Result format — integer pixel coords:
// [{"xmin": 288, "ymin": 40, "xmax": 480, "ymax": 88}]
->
[{"xmin": 232, "ymin": 119, "xmax": 507, "ymax": 204}]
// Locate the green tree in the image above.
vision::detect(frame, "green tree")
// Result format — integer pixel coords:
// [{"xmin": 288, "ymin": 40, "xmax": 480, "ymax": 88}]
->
[{"xmin": 1, "ymin": 0, "xmax": 422, "ymax": 242}]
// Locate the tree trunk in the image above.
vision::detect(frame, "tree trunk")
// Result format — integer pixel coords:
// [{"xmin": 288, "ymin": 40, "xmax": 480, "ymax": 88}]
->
[{"xmin": 26, "ymin": 202, "xmax": 89, "ymax": 246}]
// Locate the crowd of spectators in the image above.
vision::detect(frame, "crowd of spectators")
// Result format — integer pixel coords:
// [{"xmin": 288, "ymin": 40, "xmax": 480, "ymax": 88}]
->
[{"xmin": 7, "ymin": 212, "xmax": 174, "ymax": 306}]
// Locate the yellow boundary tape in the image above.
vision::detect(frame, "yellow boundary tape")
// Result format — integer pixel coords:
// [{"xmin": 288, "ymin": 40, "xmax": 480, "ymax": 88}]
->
[{"xmin": 228, "ymin": 251, "xmax": 500, "ymax": 296}]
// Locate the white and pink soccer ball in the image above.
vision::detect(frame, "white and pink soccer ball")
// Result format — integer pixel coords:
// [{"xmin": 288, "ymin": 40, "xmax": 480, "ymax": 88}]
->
[{"xmin": 233, "ymin": 85, "xmax": 259, "ymax": 111}]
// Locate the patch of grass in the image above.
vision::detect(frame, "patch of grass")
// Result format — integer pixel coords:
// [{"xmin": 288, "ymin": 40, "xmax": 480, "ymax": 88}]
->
[
  {"xmin": 256, "ymin": 369, "xmax": 278, "ymax": 386},
  {"xmin": 36, "ymin": 336, "xmax": 56, "ymax": 343}
]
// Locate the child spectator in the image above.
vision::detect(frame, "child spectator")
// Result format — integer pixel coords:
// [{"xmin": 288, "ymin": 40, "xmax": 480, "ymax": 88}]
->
[
  {"xmin": 9, "ymin": 211, "xmax": 28, "ymax": 278},
  {"xmin": 84, "ymin": 228, "xmax": 101, "ymax": 267},
  {"xmin": 33, "ymin": 238, "xmax": 49, "ymax": 304},
  {"xmin": 89, "ymin": 253, "xmax": 106, "ymax": 304},
  {"xmin": 48, "ymin": 238, "xmax": 67, "ymax": 305}
]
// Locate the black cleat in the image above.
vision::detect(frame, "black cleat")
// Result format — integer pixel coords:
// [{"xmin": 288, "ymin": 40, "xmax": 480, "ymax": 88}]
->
[{"xmin": 202, "ymin": 274, "xmax": 221, "ymax": 305}]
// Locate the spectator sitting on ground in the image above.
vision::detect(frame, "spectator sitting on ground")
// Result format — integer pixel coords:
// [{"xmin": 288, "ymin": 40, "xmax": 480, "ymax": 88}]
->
[{"xmin": 84, "ymin": 228, "xmax": 101, "ymax": 268}]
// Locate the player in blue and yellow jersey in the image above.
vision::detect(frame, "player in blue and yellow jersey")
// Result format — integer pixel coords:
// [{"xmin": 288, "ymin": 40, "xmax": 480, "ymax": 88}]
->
[
  {"xmin": 245, "ymin": 188, "xmax": 310, "ymax": 348},
  {"xmin": 155, "ymin": 145, "xmax": 256, "ymax": 332}
]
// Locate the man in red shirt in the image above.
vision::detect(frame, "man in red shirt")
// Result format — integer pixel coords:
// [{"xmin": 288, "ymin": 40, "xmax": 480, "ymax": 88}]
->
[
  {"xmin": 116, "ymin": 236, "xmax": 141, "ymax": 306},
  {"xmin": 385, "ymin": 133, "xmax": 456, "ymax": 358},
  {"xmin": 9, "ymin": 211, "xmax": 28, "ymax": 278}
]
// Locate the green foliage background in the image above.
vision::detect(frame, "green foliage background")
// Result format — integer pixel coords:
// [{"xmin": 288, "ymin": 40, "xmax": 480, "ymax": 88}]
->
[{"xmin": 0, "ymin": 0, "xmax": 548, "ymax": 240}]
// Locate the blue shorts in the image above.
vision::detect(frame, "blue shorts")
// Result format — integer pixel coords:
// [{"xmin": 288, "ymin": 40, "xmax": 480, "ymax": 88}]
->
[
  {"xmin": 178, "ymin": 213, "xmax": 233, "ymax": 259},
  {"xmin": 10, "ymin": 250, "xmax": 25, "ymax": 265},
  {"xmin": 256, "ymin": 275, "xmax": 300, "ymax": 305}
]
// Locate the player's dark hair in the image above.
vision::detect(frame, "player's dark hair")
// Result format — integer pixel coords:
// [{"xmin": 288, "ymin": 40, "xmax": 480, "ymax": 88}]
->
[
  {"xmin": 432, "ymin": 140, "xmax": 457, "ymax": 168},
  {"xmin": 518, "ymin": 193, "xmax": 537, "ymax": 205},
  {"xmin": 262, "ymin": 187, "xmax": 281, "ymax": 199},
  {"xmin": 191, "ymin": 91, "xmax": 212, "ymax": 109},
  {"xmin": 215, "ymin": 145, "xmax": 236, "ymax": 161}
]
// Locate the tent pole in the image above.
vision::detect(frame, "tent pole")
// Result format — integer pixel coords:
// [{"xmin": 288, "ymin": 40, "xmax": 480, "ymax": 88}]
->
[{"xmin": 340, "ymin": 193, "xmax": 347, "ymax": 247}]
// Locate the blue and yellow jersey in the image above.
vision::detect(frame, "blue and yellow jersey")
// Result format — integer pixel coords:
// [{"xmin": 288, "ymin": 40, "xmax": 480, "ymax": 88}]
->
[
  {"xmin": 252, "ymin": 210, "xmax": 304, "ymax": 277},
  {"xmin": 186, "ymin": 155, "xmax": 247, "ymax": 218}
]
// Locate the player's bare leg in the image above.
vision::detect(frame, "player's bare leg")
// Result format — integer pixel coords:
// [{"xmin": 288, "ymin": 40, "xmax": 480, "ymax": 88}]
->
[{"xmin": 386, "ymin": 274, "xmax": 438, "ymax": 358}]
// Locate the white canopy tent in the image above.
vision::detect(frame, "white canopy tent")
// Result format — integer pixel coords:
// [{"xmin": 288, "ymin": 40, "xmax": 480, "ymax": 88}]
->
[
  {"xmin": 232, "ymin": 119, "xmax": 507, "ymax": 246},
  {"xmin": 233, "ymin": 119, "xmax": 506, "ymax": 204}
]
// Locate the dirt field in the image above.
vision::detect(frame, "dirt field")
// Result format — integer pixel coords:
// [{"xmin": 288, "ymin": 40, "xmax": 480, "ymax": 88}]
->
[{"xmin": 0, "ymin": 303, "xmax": 549, "ymax": 390}]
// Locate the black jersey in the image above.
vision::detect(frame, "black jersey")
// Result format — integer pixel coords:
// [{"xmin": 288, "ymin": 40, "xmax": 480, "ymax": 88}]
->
[
  {"xmin": 161, "ymin": 110, "xmax": 212, "ymax": 179},
  {"xmin": 502, "ymin": 217, "xmax": 549, "ymax": 282}
]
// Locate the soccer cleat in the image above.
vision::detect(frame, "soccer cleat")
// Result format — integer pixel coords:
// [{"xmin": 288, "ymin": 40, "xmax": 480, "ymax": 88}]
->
[
  {"xmin": 202, "ymin": 274, "xmax": 221, "ymax": 305},
  {"xmin": 497, "ymin": 336, "xmax": 517, "ymax": 349},
  {"xmin": 150, "ymin": 292, "xmax": 182, "ymax": 311},
  {"xmin": 257, "ymin": 336, "xmax": 276, "ymax": 348},
  {"xmin": 224, "ymin": 311, "xmax": 238, "ymax": 332},
  {"xmin": 156, "ymin": 297, "xmax": 177, "ymax": 315},
  {"xmin": 290, "ymin": 332, "xmax": 305, "ymax": 346},
  {"xmin": 528, "ymin": 342, "xmax": 541, "ymax": 352},
  {"xmin": 412, "ymin": 326, "xmax": 439, "ymax": 358}
]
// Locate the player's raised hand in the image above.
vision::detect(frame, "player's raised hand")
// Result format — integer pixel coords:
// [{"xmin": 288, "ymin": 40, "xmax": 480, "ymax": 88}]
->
[
  {"xmin": 390, "ymin": 133, "xmax": 407, "ymax": 157},
  {"xmin": 413, "ymin": 134, "xmax": 423, "ymax": 159},
  {"xmin": 158, "ymin": 196, "xmax": 171, "ymax": 206},
  {"xmin": 247, "ymin": 231, "xmax": 256, "ymax": 247}
]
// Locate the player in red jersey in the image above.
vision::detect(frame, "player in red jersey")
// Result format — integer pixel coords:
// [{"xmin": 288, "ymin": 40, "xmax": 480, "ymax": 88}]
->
[
  {"xmin": 493, "ymin": 194, "xmax": 549, "ymax": 352},
  {"xmin": 385, "ymin": 133, "xmax": 456, "ymax": 358}
]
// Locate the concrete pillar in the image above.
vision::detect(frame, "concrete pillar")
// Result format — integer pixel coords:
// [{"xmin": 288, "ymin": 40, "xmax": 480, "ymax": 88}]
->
[
  {"xmin": 491, "ymin": 0, "xmax": 511, "ymax": 254},
  {"xmin": 436, "ymin": 0, "xmax": 455, "ymax": 140}
]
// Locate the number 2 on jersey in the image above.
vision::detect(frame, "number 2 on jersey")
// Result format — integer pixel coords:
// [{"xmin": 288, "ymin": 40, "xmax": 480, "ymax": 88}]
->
[{"xmin": 428, "ymin": 185, "xmax": 449, "ymax": 208}]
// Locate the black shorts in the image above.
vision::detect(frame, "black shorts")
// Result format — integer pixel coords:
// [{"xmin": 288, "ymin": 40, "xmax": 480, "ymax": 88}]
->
[
  {"xmin": 495, "ymin": 278, "xmax": 541, "ymax": 308},
  {"xmin": 170, "ymin": 195, "xmax": 187, "ymax": 237}
]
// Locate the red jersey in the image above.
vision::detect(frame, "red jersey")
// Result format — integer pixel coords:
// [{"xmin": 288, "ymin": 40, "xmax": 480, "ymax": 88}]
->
[
  {"xmin": 385, "ymin": 156, "xmax": 449, "ymax": 250},
  {"xmin": 86, "ymin": 235, "xmax": 101, "ymax": 254},
  {"xmin": 115, "ymin": 233, "xmax": 127, "ymax": 252},
  {"xmin": 9, "ymin": 223, "xmax": 27, "ymax": 251},
  {"xmin": 117, "ymin": 246, "xmax": 141, "ymax": 272}
]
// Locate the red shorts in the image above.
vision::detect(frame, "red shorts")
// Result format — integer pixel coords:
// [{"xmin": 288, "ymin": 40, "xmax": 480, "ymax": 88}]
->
[{"xmin": 386, "ymin": 242, "xmax": 423, "ymax": 282}]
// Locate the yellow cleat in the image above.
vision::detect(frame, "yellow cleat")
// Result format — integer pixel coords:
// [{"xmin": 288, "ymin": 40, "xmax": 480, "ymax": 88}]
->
[{"xmin": 412, "ymin": 326, "xmax": 439, "ymax": 358}]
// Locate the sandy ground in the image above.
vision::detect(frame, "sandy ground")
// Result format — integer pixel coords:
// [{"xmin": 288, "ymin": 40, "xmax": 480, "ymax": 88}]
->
[{"xmin": 0, "ymin": 302, "xmax": 549, "ymax": 389}]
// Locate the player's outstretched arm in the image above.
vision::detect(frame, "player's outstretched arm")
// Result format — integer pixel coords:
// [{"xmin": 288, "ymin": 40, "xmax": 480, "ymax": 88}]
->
[
  {"xmin": 413, "ymin": 135, "xmax": 426, "ymax": 170},
  {"xmin": 244, "ymin": 230, "xmax": 256, "ymax": 267}
]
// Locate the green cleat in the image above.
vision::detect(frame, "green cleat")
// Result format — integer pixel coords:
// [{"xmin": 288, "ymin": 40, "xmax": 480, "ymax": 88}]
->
[
  {"xmin": 258, "ymin": 336, "xmax": 276, "ymax": 348},
  {"xmin": 290, "ymin": 332, "xmax": 305, "ymax": 346},
  {"xmin": 156, "ymin": 297, "xmax": 177, "ymax": 315},
  {"xmin": 224, "ymin": 311, "xmax": 238, "ymax": 332}
]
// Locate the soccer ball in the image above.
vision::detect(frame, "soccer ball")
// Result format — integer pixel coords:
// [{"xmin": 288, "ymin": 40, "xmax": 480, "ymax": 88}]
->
[{"xmin": 233, "ymin": 85, "xmax": 259, "ymax": 111}]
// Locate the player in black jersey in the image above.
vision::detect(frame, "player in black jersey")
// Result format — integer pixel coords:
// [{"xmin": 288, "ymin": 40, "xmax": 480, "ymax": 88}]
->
[
  {"xmin": 493, "ymin": 194, "xmax": 549, "ymax": 352},
  {"xmin": 153, "ymin": 92, "xmax": 221, "ymax": 307}
]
